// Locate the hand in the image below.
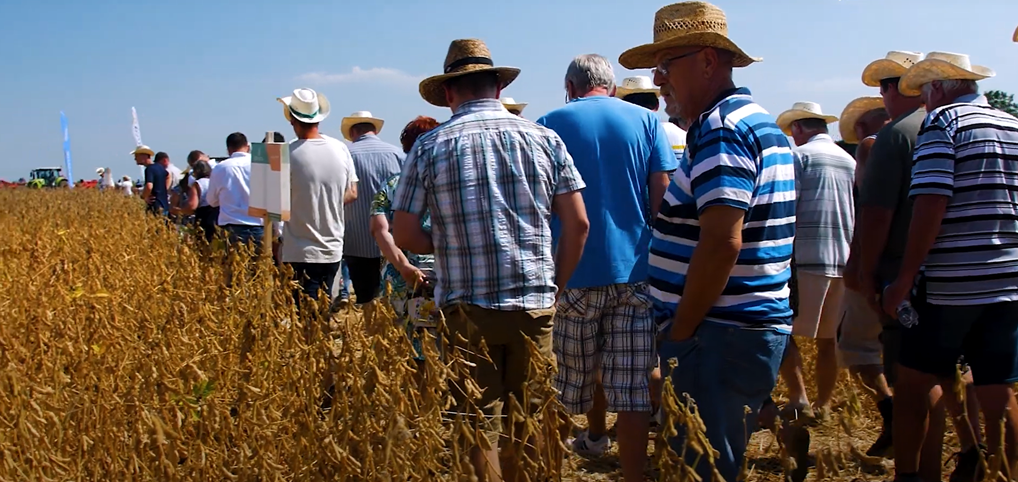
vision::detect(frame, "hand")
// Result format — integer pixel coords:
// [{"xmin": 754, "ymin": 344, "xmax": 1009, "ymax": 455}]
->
[
  {"xmin": 398, "ymin": 264, "xmax": 425, "ymax": 288},
  {"xmin": 881, "ymin": 278, "xmax": 911, "ymax": 319},
  {"xmin": 668, "ymin": 318, "xmax": 698, "ymax": 342}
]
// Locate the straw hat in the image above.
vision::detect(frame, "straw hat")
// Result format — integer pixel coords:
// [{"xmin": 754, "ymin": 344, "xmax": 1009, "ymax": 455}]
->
[
  {"xmin": 615, "ymin": 76, "xmax": 660, "ymax": 98},
  {"xmin": 861, "ymin": 51, "xmax": 924, "ymax": 87},
  {"xmin": 898, "ymin": 52, "xmax": 995, "ymax": 97},
  {"xmin": 1013, "ymin": 25, "xmax": 1018, "ymax": 42},
  {"xmin": 419, "ymin": 39, "xmax": 521, "ymax": 107},
  {"xmin": 501, "ymin": 97, "xmax": 528, "ymax": 113},
  {"xmin": 619, "ymin": 2, "xmax": 759, "ymax": 70},
  {"xmin": 340, "ymin": 111, "xmax": 385, "ymax": 141},
  {"xmin": 838, "ymin": 96, "xmax": 885, "ymax": 144},
  {"xmin": 130, "ymin": 145, "xmax": 155, "ymax": 157},
  {"xmin": 277, "ymin": 88, "xmax": 331, "ymax": 124},
  {"xmin": 776, "ymin": 102, "xmax": 839, "ymax": 136},
  {"xmin": 96, "ymin": 167, "xmax": 105, "ymax": 175}
]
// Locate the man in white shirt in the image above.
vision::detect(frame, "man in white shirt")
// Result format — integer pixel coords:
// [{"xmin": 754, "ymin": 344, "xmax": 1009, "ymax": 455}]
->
[
  {"xmin": 277, "ymin": 88, "xmax": 358, "ymax": 304},
  {"xmin": 206, "ymin": 132, "xmax": 265, "ymax": 250}
]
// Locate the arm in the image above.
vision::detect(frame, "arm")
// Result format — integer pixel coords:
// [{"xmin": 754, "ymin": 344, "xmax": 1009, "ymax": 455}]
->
[
  {"xmin": 649, "ymin": 172, "xmax": 671, "ymax": 220},
  {"xmin": 648, "ymin": 121, "xmax": 679, "ymax": 220},
  {"xmin": 391, "ymin": 145, "xmax": 434, "ymax": 255},
  {"xmin": 142, "ymin": 166, "xmax": 153, "ymax": 201},
  {"xmin": 854, "ymin": 137, "xmax": 876, "ymax": 186},
  {"xmin": 172, "ymin": 184, "xmax": 200, "ymax": 215},
  {"xmin": 343, "ymin": 150, "xmax": 359, "ymax": 205},
  {"xmin": 344, "ymin": 183, "xmax": 358, "ymax": 205},
  {"xmin": 392, "ymin": 211, "xmax": 433, "ymax": 254},
  {"xmin": 551, "ymin": 191, "xmax": 590, "ymax": 295},
  {"xmin": 206, "ymin": 169, "xmax": 221, "ymax": 208},
  {"xmin": 371, "ymin": 215, "xmax": 424, "ymax": 285},
  {"xmin": 849, "ymin": 133, "xmax": 902, "ymax": 300},
  {"xmin": 670, "ymin": 205, "xmax": 744, "ymax": 340}
]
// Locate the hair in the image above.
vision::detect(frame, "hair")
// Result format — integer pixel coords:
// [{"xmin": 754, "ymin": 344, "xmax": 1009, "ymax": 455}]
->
[
  {"xmin": 565, "ymin": 54, "xmax": 615, "ymax": 93},
  {"xmin": 350, "ymin": 122, "xmax": 378, "ymax": 138},
  {"xmin": 262, "ymin": 132, "xmax": 286, "ymax": 143},
  {"xmin": 923, "ymin": 79, "xmax": 979, "ymax": 96},
  {"xmin": 154, "ymin": 152, "xmax": 169, "ymax": 163},
  {"xmin": 446, "ymin": 71, "xmax": 500, "ymax": 98},
  {"xmin": 186, "ymin": 150, "xmax": 205, "ymax": 166},
  {"xmin": 399, "ymin": 116, "xmax": 441, "ymax": 153},
  {"xmin": 879, "ymin": 77, "xmax": 907, "ymax": 97},
  {"xmin": 794, "ymin": 118, "xmax": 829, "ymax": 133},
  {"xmin": 860, "ymin": 108, "xmax": 890, "ymax": 125},
  {"xmin": 622, "ymin": 93, "xmax": 660, "ymax": 111},
  {"xmin": 226, "ymin": 132, "xmax": 248, "ymax": 152},
  {"xmin": 191, "ymin": 160, "xmax": 213, "ymax": 180}
]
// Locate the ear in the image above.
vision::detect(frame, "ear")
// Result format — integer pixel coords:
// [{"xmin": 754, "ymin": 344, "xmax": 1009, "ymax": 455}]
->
[
  {"xmin": 609, "ymin": 85, "xmax": 617, "ymax": 97},
  {"xmin": 443, "ymin": 84, "xmax": 454, "ymax": 106},
  {"xmin": 702, "ymin": 47, "xmax": 720, "ymax": 78}
]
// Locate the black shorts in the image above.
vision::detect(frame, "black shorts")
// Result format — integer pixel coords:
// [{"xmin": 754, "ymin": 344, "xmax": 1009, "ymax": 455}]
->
[
  {"xmin": 899, "ymin": 275, "xmax": 1018, "ymax": 386},
  {"xmin": 343, "ymin": 256, "xmax": 382, "ymax": 304}
]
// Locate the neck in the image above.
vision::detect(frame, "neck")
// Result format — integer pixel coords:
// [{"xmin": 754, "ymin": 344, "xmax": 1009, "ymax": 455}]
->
[
  {"xmin": 299, "ymin": 125, "xmax": 322, "ymax": 140},
  {"xmin": 888, "ymin": 97, "xmax": 923, "ymax": 119},
  {"xmin": 794, "ymin": 130, "xmax": 825, "ymax": 146},
  {"xmin": 686, "ymin": 78, "xmax": 737, "ymax": 125},
  {"xmin": 450, "ymin": 94, "xmax": 495, "ymax": 113},
  {"xmin": 351, "ymin": 130, "xmax": 374, "ymax": 140},
  {"xmin": 578, "ymin": 86, "xmax": 611, "ymax": 99}
]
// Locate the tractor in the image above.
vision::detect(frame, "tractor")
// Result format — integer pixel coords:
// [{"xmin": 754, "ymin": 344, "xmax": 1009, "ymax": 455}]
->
[{"xmin": 27, "ymin": 167, "xmax": 68, "ymax": 189}]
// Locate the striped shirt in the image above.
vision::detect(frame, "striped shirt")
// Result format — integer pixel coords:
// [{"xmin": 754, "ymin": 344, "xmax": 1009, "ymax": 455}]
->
[
  {"xmin": 909, "ymin": 93, "xmax": 1018, "ymax": 305},
  {"xmin": 344, "ymin": 134, "xmax": 404, "ymax": 258},
  {"xmin": 392, "ymin": 99, "xmax": 586, "ymax": 311},
  {"xmin": 793, "ymin": 133, "xmax": 856, "ymax": 277},
  {"xmin": 649, "ymin": 88, "xmax": 796, "ymax": 333}
]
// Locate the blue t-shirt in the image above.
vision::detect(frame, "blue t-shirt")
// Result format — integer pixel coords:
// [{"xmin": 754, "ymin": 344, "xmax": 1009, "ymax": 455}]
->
[
  {"xmin": 144, "ymin": 163, "xmax": 169, "ymax": 214},
  {"xmin": 538, "ymin": 95, "xmax": 678, "ymax": 289},
  {"xmin": 648, "ymin": 88, "xmax": 796, "ymax": 333}
]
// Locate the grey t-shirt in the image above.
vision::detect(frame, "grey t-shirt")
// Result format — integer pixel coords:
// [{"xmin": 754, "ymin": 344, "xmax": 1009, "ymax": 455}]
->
[
  {"xmin": 282, "ymin": 135, "xmax": 358, "ymax": 264},
  {"xmin": 859, "ymin": 107, "xmax": 926, "ymax": 281}
]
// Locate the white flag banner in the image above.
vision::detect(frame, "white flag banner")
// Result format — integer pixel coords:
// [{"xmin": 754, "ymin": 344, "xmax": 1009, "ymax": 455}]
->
[{"xmin": 131, "ymin": 107, "xmax": 143, "ymax": 147}]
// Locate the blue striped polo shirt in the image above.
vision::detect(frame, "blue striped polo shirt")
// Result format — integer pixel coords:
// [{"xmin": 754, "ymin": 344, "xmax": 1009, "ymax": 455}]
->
[{"xmin": 649, "ymin": 87, "xmax": 796, "ymax": 333}]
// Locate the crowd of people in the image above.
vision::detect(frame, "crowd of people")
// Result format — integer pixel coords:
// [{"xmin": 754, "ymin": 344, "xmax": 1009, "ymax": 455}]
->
[{"xmin": 117, "ymin": 2, "xmax": 1018, "ymax": 481}]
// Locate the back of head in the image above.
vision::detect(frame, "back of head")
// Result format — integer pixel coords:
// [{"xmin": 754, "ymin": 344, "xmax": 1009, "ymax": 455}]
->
[
  {"xmin": 192, "ymin": 160, "xmax": 213, "ymax": 180},
  {"xmin": 622, "ymin": 93, "xmax": 660, "ymax": 111},
  {"xmin": 400, "ymin": 116, "xmax": 441, "ymax": 154},
  {"xmin": 349, "ymin": 122, "xmax": 379, "ymax": 139},
  {"xmin": 154, "ymin": 152, "xmax": 169, "ymax": 164},
  {"xmin": 565, "ymin": 54, "xmax": 615, "ymax": 97},
  {"xmin": 226, "ymin": 132, "xmax": 249, "ymax": 153},
  {"xmin": 445, "ymin": 71, "xmax": 500, "ymax": 102},
  {"xmin": 186, "ymin": 150, "xmax": 205, "ymax": 166}
]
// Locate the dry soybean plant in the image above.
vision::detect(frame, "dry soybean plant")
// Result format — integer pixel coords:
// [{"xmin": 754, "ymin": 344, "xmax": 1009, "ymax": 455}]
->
[{"xmin": 0, "ymin": 190, "xmax": 570, "ymax": 481}]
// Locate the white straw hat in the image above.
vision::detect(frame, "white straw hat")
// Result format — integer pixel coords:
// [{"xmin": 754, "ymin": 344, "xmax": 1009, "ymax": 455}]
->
[
  {"xmin": 277, "ymin": 88, "xmax": 331, "ymax": 124},
  {"xmin": 501, "ymin": 97, "xmax": 528, "ymax": 113},
  {"xmin": 130, "ymin": 145, "xmax": 155, "ymax": 157},
  {"xmin": 898, "ymin": 52, "xmax": 995, "ymax": 97},
  {"xmin": 340, "ymin": 111, "xmax": 385, "ymax": 141},
  {"xmin": 615, "ymin": 76, "xmax": 659, "ymax": 98},
  {"xmin": 776, "ymin": 101, "xmax": 839, "ymax": 136},
  {"xmin": 861, "ymin": 51, "xmax": 924, "ymax": 87}
]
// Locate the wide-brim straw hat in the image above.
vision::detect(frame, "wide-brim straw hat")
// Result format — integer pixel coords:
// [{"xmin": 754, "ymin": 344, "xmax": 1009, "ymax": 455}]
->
[
  {"xmin": 419, "ymin": 39, "xmax": 521, "ymax": 107},
  {"xmin": 1013, "ymin": 25, "xmax": 1018, "ymax": 42},
  {"xmin": 838, "ymin": 96, "xmax": 885, "ymax": 144},
  {"xmin": 277, "ymin": 88, "xmax": 331, "ymax": 124},
  {"xmin": 96, "ymin": 167, "xmax": 106, "ymax": 175},
  {"xmin": 501, "ymin": 97, "xmax": 528, "ymax": 113},
  {"xmin": 619, "ymin": 2, "xmax": 760, "ymax": 70},
  {"xmin": 340, "ymin": 111, "xmax": 385, "ymax": 141},
  {"xmin": 861, "ymin": 51, "xmax": 924, "ymax": 87},
  {"xmin": 898, "ymin": 51, "xmax": 995, "ymax": 97},
  {"xmin": 615, "ymin": 76, "xmax": 660, "ymax": 98},
  {"xmin": 130, "ymin": 145, "xmax": 155, "ymax": 157},
  {"xmin": 776, "ymin": 101, "xmax": 839, "ymax": 136}
]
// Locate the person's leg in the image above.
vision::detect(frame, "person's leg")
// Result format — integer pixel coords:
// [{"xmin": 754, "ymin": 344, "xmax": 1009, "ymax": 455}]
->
[
  {"xmin": 919, "ymin": 384, "xmax": 946, "ymax": 482},
  {"xmin": 601, "ymin": 283, "xmax": 656, "ymax": 482},
  {"xmin": 814, "ymin": 279, "xmax": 845, "ymax": 414},
  {"xmin": 551, "ymin": 288, "xmax": 603, "ymax": 447},
  {"xmin": 345, "ymin": 256, "xmax": 382, "ymax": 305},
  {"xmin": 783, "ymin": 272, "xmax": 831, "ymax": 411},
  {"xmin": 339, "ymin": 259, "xmax": 351, "ymax": 301},
  {"xmin": 966, "ymin": 302, "xmax": 1018, "ymax": 479}
]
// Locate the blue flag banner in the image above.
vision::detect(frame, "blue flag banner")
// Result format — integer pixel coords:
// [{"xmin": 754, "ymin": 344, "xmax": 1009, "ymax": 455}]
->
[{"xmin": 60, "ymin": 111, "xmax": 74, "ymax": 188}]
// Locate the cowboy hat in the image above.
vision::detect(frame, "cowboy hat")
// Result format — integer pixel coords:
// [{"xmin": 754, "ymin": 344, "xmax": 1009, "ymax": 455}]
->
[
  {"xmin": 1013, "ymin": 25, "xmax": 1018, "ymax": 42},
  {"xmin": 501, "ymin": 97, "xmax": 528, "ymax": 113},
  {"xmin": 340, "ymin": 111, "xmax": 385, "ymax": 141},
  {"xmin": 277, "ymin": 88, "xmax": 331, "ymax": 124},
  {"xmin": 898, "ymin": 52, "xmax": 995, "ymax": 97},
  {"xmin": 838, "ymin": 96, "xmax": 885, "ymax": 144},
  {"xmin": 776, "ymin": 101, "xmax": 839, "ymax": 136},
  {"xmin": 130, "ymin": 145, "xmax": 155, "ymax": 157},
  {"xmin": 861, "ymin": 51, "xmax": 924, "ymax": 87},
  {"xmin": 615, "ymin": 76, "xmax": 660, "ymax": 98},
  {"xmin": 619, "ymin": 2, "xmax": 759, "ymax": 70},
  {"xmin": 419, "ymin": 39, "xmax": 521, "ymax": 107}
]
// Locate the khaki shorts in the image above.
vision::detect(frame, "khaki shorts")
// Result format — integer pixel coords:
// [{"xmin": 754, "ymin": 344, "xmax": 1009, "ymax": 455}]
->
[
  {"xmin": 442, "ymin": 303, "xmax": 555, "ymax": 447},
  {"xmin": 792, "ymin": 272, "xmax": 844, "ymax": 339},
  {"xmin": 836, "ymin": 289, "xmax": 884, "ymax": 367}
]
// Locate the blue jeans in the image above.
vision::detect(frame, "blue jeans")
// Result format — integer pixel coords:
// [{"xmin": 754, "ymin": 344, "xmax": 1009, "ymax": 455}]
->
[
  {"xmin": 290, "ymin": 262, "xmax": 341, "ymax": 312},
  {"xmin": 339, "ymin": 259, "xmax": 353, "ymax": 300},
  {"xmin": 659, "ymin": 322, "xmax": 788, "ymax": 482},
  {"xmin": 222, "ymin": 224, "xmax": 264, "ymax": 252}
]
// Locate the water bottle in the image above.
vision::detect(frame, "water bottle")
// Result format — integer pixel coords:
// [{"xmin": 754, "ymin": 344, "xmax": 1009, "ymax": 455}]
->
[{"xmin": 896, "ymin": 301, "xmax": 919, "ymax": 328}]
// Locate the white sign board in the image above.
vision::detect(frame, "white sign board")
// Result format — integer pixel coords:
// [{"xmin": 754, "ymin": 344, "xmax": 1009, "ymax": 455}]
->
[{"xmin": 248, "ymin": 135, "xmax": 290, "ymax": 222}]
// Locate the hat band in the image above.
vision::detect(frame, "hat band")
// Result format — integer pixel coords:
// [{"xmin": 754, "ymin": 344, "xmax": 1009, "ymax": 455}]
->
[
  {"xmin": 290, "ymin": 106, "xmax": 320, "ymax": 120},
  {"xmin": 444, "ymin": 56, "xmax": 493, "ymax": 73}
]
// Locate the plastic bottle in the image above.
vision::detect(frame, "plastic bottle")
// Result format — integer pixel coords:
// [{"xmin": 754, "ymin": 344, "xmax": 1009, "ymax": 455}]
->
[{"xmin": 896, "ymin": 300, "xmax": 919, "ymax": 328}]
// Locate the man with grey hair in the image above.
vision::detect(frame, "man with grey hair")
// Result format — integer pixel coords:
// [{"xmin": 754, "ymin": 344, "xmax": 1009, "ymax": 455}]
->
[
  {"xmin": 620, "ymin": 3, "xmax": 797, "ymax": 481},
  {"xmin": 538, "ymin": 53, "xmax": 675, "ymax": 482},
  {"xmin": 884, "ymin": 52, "xmax": 1018, "ymax": 482}
]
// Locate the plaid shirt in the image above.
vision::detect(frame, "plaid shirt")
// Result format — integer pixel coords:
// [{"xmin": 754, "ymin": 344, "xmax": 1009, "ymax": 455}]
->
[{"xmin": 392, "ymin": 99, "xmax": 586, "ymax": 310}]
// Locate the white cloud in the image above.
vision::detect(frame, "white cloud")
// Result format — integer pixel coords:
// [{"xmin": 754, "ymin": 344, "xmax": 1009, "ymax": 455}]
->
[
  {"xmin": 297, "ymin": 67, "xmax": 422, "ymax": 85},
  {"xmin": 785, "ymin": 77, "xmax": 861, "ymax": 94}
]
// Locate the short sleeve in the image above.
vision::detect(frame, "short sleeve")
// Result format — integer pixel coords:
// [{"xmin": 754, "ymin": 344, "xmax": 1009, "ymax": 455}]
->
[
  {"xmin": 650, "ymin": 120, "xmax": 679, "ymax": 173},
  {"xmin": 690, "ymin": 124, "xmax": 756, "ymax": 213},
  {"xmin": 909, "ymin": 112, "xmax": 956, "ymax": 199},
  {"xmin": 144, "ymin": 165, "xmax": 155, "ymax": 184},
  {"xmin": 859, "ymin": 129, "xmax": 905, "ymax": 209},
  {"xmin": 549, "ymin": 135, "xmax": 586, "ymax": 195},
  {"xmin": 392, "ymin": 145, "xmax": 428, "ymax": 216},
  {"xmin": 371, "ymin": 175, "xmax": 398, "ymax": 217}
]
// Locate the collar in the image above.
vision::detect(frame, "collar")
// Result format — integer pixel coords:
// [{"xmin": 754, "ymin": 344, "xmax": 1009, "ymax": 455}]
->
[
  {"xmin": 229, "ymin": 151, "xmax": 248, "ymax": 159},
  {"xmin": 453, "ymin": 98, "xmax": 504, "ymax": 116},
  {"xmin": 955, "ymin": 93, "xmax": 989, "ymax": 105},
  {"xmin": 807, "ymin": 133, "xmax": 834, "ymax": 144},
  {"xmin": 354, "ymin": 133, "xmax": 378, "ymax": 142},
  {"xmin": 700, "ymin": 87, "xmax": 751, "ymax": 119}
]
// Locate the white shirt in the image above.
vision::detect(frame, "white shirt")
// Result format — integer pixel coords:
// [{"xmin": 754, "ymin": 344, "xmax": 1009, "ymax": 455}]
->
[
  {"xmin": 206, "ymin": 152, "xmax": 263, "ymax": 226},
  {"xmin": 117, "ymin": 180, "xmax": 133, "ymax": 196},
  {"xmin": 661, "ymin": 121, "xmax": 687, "ymax": 162},
  {"xmin": 282, "ymin": 134, "xmax": 358, "ymax": 263},
  {"xmin": 166, "ymin": 163, "xmax": 184, "ymax": 188}
]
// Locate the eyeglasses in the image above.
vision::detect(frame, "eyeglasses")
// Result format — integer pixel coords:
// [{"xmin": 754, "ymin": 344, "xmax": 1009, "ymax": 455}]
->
[{"xmin": 652, "ymin": 48, "xmax": 705, "ymax": 77}]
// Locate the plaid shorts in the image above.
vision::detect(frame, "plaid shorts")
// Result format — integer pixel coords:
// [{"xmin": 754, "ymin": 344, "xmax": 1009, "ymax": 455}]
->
[{"xmin": 554, "ymin": 282, "xmax": 656, "ymax": 413}]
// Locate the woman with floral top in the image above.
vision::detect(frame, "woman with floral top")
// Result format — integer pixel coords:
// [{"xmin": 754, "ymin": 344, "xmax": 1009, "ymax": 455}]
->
[{"xmin": 370, "ymin": 116, "xmax": 440, "ymax": 360}]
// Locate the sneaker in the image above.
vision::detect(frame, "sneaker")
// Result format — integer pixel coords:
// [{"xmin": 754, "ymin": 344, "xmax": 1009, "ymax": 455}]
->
[
  {"xmin": 866, "ymin": 428, "xmax": 894, "ymax": 459},
  {"xmin": 948, "ymin": 444, "xmax": 986, "ymax": 482},
  {"xmin": 569, "ymin": 431, "xmax": 612, "ymax": 457}
]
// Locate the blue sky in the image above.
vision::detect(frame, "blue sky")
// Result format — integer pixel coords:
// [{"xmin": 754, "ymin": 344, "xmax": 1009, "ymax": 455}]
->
[{"xmin": 1, "ymin": 0, "xmax": 1015, "ymax": 181}]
